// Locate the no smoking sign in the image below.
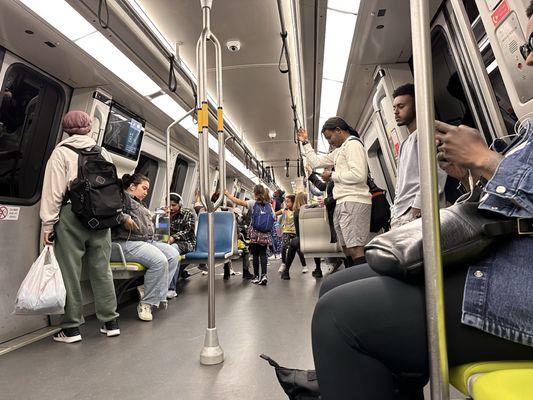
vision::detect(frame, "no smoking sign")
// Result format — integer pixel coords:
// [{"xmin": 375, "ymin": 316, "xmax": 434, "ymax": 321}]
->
[{"xmin": 0, "ymin": 205, "xmax": 20, "ymax": 221}]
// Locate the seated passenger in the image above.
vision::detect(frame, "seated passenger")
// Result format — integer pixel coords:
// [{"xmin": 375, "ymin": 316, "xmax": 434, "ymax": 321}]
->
[
  {"xmin": 111, "ymin": 173, "xmax": 179, "ymax": 321},
  {"xmin": 41, "ymin": 111, "xmax": 121, "ymax": 343},
  {"xmin": 281, "ymin": 192, "xmax": 322, "ymax": 280},
  {"xmin": 390, "ymin": 83, "xmax": 447, "ymax": 229},
  {"xmin": 168, "ymin": 193, "xmax": 196, "ymax": 285},
  {"xmin": 311, "ymin": 7, "xmax": 533, "ymax": 398}
]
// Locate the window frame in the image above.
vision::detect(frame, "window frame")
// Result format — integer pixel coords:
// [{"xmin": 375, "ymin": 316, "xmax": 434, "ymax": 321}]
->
[
  {"xmin": 170, "ymin": 155, "xmax": 189, "ymax": 196},
  {"xmin": 0, "ymin": 62, "xmax": 65, "ymax": 206},
  {"xmin": 135, "ymin": 153, "xmax": 159, "ymax": 208}
]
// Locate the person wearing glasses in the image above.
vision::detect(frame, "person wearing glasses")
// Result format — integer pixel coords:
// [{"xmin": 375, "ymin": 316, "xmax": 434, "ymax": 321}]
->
[{"xmin": 310, "ymin": 4, "xmax": 533, "ymax": 399}]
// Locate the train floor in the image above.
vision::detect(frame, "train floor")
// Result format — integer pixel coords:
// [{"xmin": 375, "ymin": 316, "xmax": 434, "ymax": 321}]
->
[{"xmin": 0, "ymin": 258, "xmax": 464, "ymax": 400}]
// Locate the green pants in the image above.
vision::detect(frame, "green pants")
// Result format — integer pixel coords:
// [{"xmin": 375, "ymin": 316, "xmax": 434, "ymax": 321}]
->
[{"xmin": 54, "ymin": 204, "xmax": 119, "ymax": 328}]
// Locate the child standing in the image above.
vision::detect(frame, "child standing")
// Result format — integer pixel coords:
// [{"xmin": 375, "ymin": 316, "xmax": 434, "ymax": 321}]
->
[
  {"xmin": 277, "ymin": 195, "xmax": 307, "ymax": 273},
  {"xmin": 225, "ymin": 185, "xmax": 274, "ymax": 285}
]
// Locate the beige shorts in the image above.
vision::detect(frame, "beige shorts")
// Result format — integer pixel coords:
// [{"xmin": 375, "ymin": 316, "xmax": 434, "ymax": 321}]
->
[{"xmin": 333, "ymin": 201, "xmax": 371, "ymax": 248}]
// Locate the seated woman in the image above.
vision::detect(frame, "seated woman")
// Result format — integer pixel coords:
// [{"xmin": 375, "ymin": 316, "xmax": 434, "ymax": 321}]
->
[
  {"xmin": 281, "ymin": 192, "xmax": 322, "ymax": 280},
  {"xmin": 111, "ymin": 173, "xmax": 179, "ymax": 322},
  {"xmin": 311, "ymin": 111, "xmax": 533, "ymax": 398}
]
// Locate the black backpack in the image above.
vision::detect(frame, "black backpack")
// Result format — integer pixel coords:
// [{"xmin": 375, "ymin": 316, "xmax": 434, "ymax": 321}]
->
[{"xmin": 62, "ymin": 144, "xmax": 124, "ymax": 230}]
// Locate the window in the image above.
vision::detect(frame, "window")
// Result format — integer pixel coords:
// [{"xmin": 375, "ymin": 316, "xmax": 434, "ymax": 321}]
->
[
  {"xmin": 135, "ymin": 154, "xmax": 159, "ymax": 207},
  {"xmin": 170, "ymin": 156, "xmax": 189, "ymax": 195},
  {"xmin": 0, "ymin": 63, "xmax": 64, "ymax": 203}
]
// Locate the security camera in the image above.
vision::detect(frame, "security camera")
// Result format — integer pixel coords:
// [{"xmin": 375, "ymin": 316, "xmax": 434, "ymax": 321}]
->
[{"xmin": 226, "ymin": 40, "xmax": 241, "ymax": 52}]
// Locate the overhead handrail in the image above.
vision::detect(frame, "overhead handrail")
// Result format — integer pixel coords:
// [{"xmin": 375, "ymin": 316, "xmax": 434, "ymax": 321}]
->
[
  {"xmin": 410, "ymin": 1, "xmax": 449, "ymax": 399},
  {"xmin": 196, "ymin": 0, "xmax": 225, "ymax": 366}
]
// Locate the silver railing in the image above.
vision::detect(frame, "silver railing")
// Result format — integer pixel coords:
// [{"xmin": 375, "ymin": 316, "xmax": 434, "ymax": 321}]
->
[
  {"xmin": 196, "ymin": 0, "xmax": 225, "ymax": 365},
  {"xmin": 410, "ymin": 0, "xmax": 450, "ymax": 399}
]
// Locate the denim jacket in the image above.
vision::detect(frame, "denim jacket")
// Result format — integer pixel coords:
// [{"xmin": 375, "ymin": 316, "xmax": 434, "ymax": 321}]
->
[{"xmin": 461, "ymin": 120, "xmax": 533, "ymax": 346}]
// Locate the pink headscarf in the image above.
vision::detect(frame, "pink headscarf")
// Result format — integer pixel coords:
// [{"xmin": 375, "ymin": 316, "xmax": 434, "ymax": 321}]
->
[{"xmin": 62, "ymin": 110, "xmax": 92, "ymax": 135}]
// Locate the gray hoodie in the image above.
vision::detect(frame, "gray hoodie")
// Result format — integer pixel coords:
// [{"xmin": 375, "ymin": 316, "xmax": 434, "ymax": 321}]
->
[{"xmin": 40, "ymin": 134, "xmax": 112, "ymax": 232}]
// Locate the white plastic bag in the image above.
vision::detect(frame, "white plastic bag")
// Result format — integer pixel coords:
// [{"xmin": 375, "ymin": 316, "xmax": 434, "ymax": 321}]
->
[{"xmin": 14, "ymin": 246, "xmax": 66, "ymax": 315}]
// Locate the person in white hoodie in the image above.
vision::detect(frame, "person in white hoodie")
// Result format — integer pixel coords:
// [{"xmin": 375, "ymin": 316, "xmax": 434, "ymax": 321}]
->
[
  {"xmin": 298, "ymin": 117, "xmax": 371, "ymax": 267},
  {"xmin": 40, "ymin": 111, "xmax": 131, "ymax": 343}
]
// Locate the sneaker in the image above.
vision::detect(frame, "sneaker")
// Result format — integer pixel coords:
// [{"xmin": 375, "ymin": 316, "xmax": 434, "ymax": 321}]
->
[
  {"xmin": 278, "ymin": 263, "xmax": 286, "ymax": 273},
  {"xmin": 268, "ymin": 254, "xmax": 276, "ymax": 260},
  {"xmin": 280, "ymin": 271, "xmax": 290, "ymax": 280},
  {"xmin": 100, "ymin": 319, "xmax": 120, "ymax": 337},
  {"xmin": 159, "ymin": 300, "xmax": 168, "ymax": 310},
  {"xmin": 53, "ymin": 328, "xmax": 82, "ymax": 343},
  {"xmin": 312, "ymin": 268, "xmax": 323, "ymax": 278},
  {"xmin": 242, "ymin": 269, "xmax": 255, "ymax": 280},
  {"xmin": 251, "ymin": 276, "xmax": 261, "ymax": 284},
  {"xmin": 302, "ymin": 266, "xmax": 309, "ymax": 273},
  {"xmin": 230, "ymin": 267, "xmax": 236, "ymax": 276},
  {"xmin": 136, "ymin": 285, "xmax": 145, "ymax": 300},
  {"xmin": 137, "ymin": 303, "xmax": 153, "ymax": 321},
  {"xmin": 167, "ymin": 290, "xmax": 178, "ymax": 299},
  {"xmin": 259, "ymin": 275, "xmax": 268, "ymax": 286},
  {"xmin": 180, "ymin": 269, "xmax": 191, "ymax": 279},
  {"xmin": 326, "ymin": 261, "xmax": 342, "ymax": 275},
  {"xmin": 198, "ymin": 264, "xmax": 208, "ymax": 272}
]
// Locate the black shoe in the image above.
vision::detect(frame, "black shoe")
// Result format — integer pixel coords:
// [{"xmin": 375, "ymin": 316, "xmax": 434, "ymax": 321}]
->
[
  {"xmin": 53, "ymin": 327, "xmax": 82, "ymax": 343},
  {"xmin": 312, "ymin": 268, "xmax": 323, "ymax": 278},
  {"xmin": 223, "ymin": 264, "xmax": 230, "ymax": 280},
  {"xmin": 242, "ymin": 269, "xmax": 254, "ymax": 280},
  {"xmin": 180, "ymin": 269, "xmax": 191, "ymax": 279},
  {"xmin": 100, "ymin": 319, "xmax": 121, "ymax": 337},
  {"xmin": 280, "ymin": 271, "xmax": 290, "ymax": 280}
]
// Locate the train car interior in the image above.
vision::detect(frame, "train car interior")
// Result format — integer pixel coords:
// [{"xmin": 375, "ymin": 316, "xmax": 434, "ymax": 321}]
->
[{"xmin": 0, "ymin": 0, "xmax": 532, "ymax": 399}]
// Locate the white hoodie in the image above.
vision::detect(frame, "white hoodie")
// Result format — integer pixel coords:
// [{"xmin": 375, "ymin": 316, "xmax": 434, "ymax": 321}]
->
[{"xmin": 40, "ymin": 134, "xmax": 112, "ymax": 232}]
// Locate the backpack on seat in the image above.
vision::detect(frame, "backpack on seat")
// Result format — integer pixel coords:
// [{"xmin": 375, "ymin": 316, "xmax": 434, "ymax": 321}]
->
[
  {"xmin": 62, "ymin": 144, "xmax": 124, "ymax": 230},
  {"xmin": 251, "ymin": 202, "xmax": 275, "ymax": 233}
]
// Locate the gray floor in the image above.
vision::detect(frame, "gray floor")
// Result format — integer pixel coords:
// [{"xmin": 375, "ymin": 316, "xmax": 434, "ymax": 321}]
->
[
  {"xmin": 0, "ymin": 259, "xmax": 319, "ymax": 400},
  {"xmin": 1, "ymin": 259, "xmax": 464, "ymax": 400}
]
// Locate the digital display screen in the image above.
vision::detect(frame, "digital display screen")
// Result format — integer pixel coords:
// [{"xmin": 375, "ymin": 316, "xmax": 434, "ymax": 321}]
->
[{"xmin": 102, "ymin": 103, "xmax": 145, "ymax": 160}]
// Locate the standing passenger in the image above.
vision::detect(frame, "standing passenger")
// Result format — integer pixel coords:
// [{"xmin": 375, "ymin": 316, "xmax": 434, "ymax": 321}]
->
[
  {"xmin": 41, "ymin": 111, "xmax": 121, "ymax": 343},
  {"xmin": 390, "ymin": 83, "xmax": 447, "ymax": 228},
  {"xmin": 277, "ymin": 195, "xmax": 308, "ymax": 273},
  {"xmin": 225, "ymin": 185, "xmax": 274, "ymax": 285},
  {"xmin": 298, "ymin": 117, "xmax": 371, "ymax": 267}
]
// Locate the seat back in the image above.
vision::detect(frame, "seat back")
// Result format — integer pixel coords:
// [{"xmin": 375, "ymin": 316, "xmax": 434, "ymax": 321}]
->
[
  {"xmin": 195, "ymin": 211, "xmax": 236, "ymax": 255},
  {"xmin": 299, "ymin": 206, "xmax": 343, "ymax": 256}
]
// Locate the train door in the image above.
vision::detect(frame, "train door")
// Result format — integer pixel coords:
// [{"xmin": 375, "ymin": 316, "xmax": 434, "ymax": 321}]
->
[{"xmin": 0, "ymin": 51, "xmax": 68, "ymax": 343}]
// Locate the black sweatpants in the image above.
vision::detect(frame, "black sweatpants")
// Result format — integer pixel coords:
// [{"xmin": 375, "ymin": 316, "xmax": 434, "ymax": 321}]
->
[
  {"xmin": 286, "ymin": 237, "xmax": 321, "ymax": 271},
  {"xmin": 249, "ymin": 243, "xmax": 267, "ymax": 277},
  {"xmin": 312, "ymin": 264, "xmax": 533, "ymax": 400}
]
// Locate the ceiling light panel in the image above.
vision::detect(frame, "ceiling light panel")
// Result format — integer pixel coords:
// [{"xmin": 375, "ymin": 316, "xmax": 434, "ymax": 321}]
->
[
  {"xmin": 76, "ymin": 31, "xmax": 160, "ymax": 96},
  {"xmin": 322, "ymin": 10, "xmax": 357, "ymax": 82},
  {"xmin": 20, "ymin": 0, "xmax": 96, "ymax": 41},
  {"xmin": 319, "ymin": 79, "xmax": 343, "ymax": 117},
  {"xmin": 151, "ymin": 94, "xmax": 187, "ymax": 120},
  {"xmin": 327, "ymin": 0, "xmax": 361, "ymax": 14}
]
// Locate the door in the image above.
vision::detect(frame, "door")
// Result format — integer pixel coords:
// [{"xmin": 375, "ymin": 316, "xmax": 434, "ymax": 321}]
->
[{"xmin": 0, "ymin": 52, "xmax": 67, "ymax": 343}]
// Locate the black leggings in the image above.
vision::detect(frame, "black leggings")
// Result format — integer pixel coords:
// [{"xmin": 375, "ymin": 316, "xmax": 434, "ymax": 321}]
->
[
  {"xmin": 312, "ymin": 264, "xmax": 533, "ymax": 400},
  {"xmin": 249, "ymin": 243, "xmax": 267, "ymax": 277},
  {"xmin": 286, "ymin": 237, "xmax": 320, "ymax": 271}
]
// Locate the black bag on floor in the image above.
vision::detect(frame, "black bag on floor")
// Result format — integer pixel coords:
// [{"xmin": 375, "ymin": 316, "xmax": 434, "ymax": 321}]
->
[{"xmin": 260, "ymin": 354, "xmax": 321, "ymax": 400}]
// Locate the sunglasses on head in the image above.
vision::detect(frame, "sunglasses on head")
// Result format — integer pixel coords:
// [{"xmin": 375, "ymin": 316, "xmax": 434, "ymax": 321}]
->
[{"xmin": 520, "ymin": 32, "xmax": 533, "ymax": 61}]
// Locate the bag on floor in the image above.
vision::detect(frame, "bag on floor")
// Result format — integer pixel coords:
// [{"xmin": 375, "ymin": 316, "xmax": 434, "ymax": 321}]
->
[
  {"xmin": 261, "ymin": 354, "xmax": 321, "ymax": 400},
  {"xmin": 14, "ymin": 246, "xmax": 66, "ymax": 315}
]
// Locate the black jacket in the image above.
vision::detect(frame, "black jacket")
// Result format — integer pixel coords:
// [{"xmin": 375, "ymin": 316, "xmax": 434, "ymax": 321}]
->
[{"xmin": 308, "ymin": 173, "xmax": 337, "ymax": 243}]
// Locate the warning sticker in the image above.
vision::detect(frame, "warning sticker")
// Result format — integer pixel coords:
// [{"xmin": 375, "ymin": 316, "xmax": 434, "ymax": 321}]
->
[{"xmin": 0, "ymin": 205, "xmax": 20, "ymax": 221}]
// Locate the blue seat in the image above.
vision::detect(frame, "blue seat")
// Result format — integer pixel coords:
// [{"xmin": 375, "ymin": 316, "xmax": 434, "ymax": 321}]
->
[{"xmin": 184, "ymin": 211, "xmax": 236, "ymax": 261}]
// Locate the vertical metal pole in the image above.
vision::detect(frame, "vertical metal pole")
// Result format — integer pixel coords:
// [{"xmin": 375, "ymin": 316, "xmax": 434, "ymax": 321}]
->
[
  {"xmin": 197, "ymin": 0, "xmax": 224, "ymax": 366},
  {"xmin": 410, "ymin": 1, "xmax": 449, "ymax": 399}
]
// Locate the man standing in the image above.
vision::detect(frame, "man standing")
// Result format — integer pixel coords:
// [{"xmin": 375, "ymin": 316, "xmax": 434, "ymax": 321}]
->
[
  {"xmin": 390, "ymin": 83, "xmax": 447, "ymax": 228},
  {"xmin": 298, "ymin": 117, "xmax": 371, "ymax": 267}
]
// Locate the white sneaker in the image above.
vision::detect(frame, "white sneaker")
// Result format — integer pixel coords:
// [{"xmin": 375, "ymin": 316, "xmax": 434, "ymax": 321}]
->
[
  {"xmin": 230, "ymin": 267, "xmax": 236, "ymax": 276},
  {"xmin": 268, "ymin": 254, "xmax": 276, "ymax": 260},
  {"xmin": 302, "ymin": 266, "xmax": 309, "ymax": 273},
  {"xmin": 136, "ymin": 285, "xmax": 145, "ymax": 300},
  {"xmin": 137, "ymin": 303, "xmax": 153, "ymax": 321},
  {"xmin": 251, "ymin": 276, "xmax": 260, "ymax": 284},
  {"xmin": 278, "ymin": 263, "xmax": 286, "ymax": 273},
  {"xmin": 166, "ymin": 290, "xmax": 178, "ymax": 299}
]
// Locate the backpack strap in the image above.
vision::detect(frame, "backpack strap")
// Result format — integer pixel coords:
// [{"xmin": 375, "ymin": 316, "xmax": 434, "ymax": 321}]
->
[{"xmin": 61, "ymin": 144, "xmax": 82, "ymax": 155}]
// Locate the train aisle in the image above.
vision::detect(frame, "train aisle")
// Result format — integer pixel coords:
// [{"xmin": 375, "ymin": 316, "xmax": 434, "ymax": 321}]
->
[{"xmin": 0, "ymin": 259, "xmax": 318, "ymax": 400}]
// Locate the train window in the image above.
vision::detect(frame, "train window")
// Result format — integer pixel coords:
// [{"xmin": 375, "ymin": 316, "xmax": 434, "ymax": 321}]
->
[
  {"xmin": 376, "ymin": 147, "xmax": 395, "ymax": 200},
  {"xmin": 135, "ymin": 154, "xmax": 159, "ymax": 207},
  {"xmin": 170, "ymin": 156, "xmax": 189, "ymax": 195},
  {"xmin": 431, "ymin": 28, "xmax": 477, "ymax": 128},
  {"xmin": 0, "ymin": 63, "xmax": 63, "ymax": 203}
]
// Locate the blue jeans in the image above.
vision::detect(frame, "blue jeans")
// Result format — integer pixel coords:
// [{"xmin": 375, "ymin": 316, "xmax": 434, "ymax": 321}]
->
[{"xmin": 114, "ymin": 241, "xmax": 178, "ymax": 306}]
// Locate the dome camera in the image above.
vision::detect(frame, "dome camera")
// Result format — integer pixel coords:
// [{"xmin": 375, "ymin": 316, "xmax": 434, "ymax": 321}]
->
[{"xmin": 226, "ymin": 40, "xmax": 241, "ymax": 52}]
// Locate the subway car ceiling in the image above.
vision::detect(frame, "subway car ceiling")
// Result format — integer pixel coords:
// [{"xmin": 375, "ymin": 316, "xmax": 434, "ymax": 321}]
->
[{"xmin": 0, "ymin": 0, "xmax": 318, "ymax": 193}]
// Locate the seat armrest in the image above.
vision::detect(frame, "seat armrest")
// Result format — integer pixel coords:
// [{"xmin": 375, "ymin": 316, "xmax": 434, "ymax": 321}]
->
[{"xmin": 111, "ymin": 243, "xmax": 127, "ymax": 268}]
